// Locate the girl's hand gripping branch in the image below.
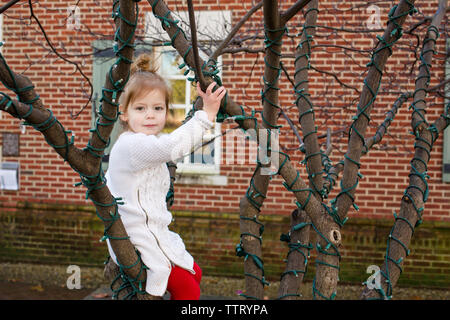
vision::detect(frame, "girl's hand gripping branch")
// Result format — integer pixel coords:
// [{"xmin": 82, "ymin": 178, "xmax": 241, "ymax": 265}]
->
[{"xmin": 196, "ymin": 82, "xmax": 226, "ymax": 123}]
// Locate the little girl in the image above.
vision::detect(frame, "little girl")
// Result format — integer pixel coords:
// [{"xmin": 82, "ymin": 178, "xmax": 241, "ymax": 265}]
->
[{"xmin": 105, "ymin": 53, "xmax": 226, "ymax": 300}]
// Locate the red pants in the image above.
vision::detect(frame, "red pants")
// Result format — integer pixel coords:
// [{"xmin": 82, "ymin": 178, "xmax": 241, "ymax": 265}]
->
[{"xmin": 166, "ymin": 262, "xmax": 202, "ymax": 300}]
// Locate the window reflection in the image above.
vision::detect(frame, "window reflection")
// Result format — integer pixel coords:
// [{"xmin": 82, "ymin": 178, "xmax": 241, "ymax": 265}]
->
[
  {"xmin": 170, "ymin": 79, "xmax": 186, "ymax": 105},
  {"xmin": 161, "ymin": 51, "xmax": 185, "ymax": 76},
  {"xmin": 159, "ymin": 48, "xmax": 218, "ymax": 168},
  {"xmin": 164, "ymin": 108, "xmax": 185, "ymax": 133},
  {"xmin": 189, "ymin": 141, "xmax": 215, "ymax": 165}
]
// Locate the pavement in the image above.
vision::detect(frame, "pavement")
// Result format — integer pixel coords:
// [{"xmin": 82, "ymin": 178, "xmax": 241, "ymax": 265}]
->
[{"xmin": 84, "ymin": 285, "xmax": 238, "ymax": 300}]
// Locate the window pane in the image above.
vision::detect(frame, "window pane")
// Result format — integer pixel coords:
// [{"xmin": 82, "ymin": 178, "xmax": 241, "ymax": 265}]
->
[
  {"xmin": 190, "ymin": 82, "xmax": 198, "ymax": 104},
  {"xmin": 159, "ymin": 48, "xmax": 218, "ymax": 167},
  {"xmin": 164, "ymin": 108, "xmax": 186, "ymax": 133},
  {"xmin": 189, "ymin": 141, "xmax": 215, "ymax": 165},
  {"xmin": 161, "ymin": 51, "xmax": 185, "ymax": 76},
  {"xmin": 170, "ymin": 79, "xmax": 186, "ymax": 105}
]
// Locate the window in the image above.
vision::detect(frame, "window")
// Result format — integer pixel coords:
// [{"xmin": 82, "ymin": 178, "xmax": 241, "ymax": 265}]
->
[
  {"xmin": 92, "ymin": 9, "xmax": 231, "ymax": 185},
  {"xmin": 157, "ymin": 47, "xmax": 222, "ymax": 175},
  {"xmin": 146, "ymin": 10, "xmax": 231, "ymax": 179},
  {"xmin": 91, "ymin": 40, "xmax": 149, "ymax": 171}
]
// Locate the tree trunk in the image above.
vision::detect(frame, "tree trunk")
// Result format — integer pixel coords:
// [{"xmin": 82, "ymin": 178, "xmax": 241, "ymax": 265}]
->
[
  {"xmin": 361, "ymin": 0, "xmax": 448, "ymax": 299},
  {"xmin": 278, "ymin": 209, "xmax": 312, "ymax": 299}
]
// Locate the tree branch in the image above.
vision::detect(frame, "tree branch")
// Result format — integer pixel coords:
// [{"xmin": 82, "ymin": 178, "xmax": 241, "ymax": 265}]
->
[
  {"xmin": 410, "ymin": 0, "xmax": 446, "ymax": 133},
  {"xmin": 361, "ymin": 0, "xmax": 448, "ymax": 300},
  {"xmin": 280, "ymin": 0, "xmax": 313, "ymax": 25},
  {"xmin": 293, "ymin": 0, "xmax": 321, "ymax": 199},
  {"xmin": 335, "ymin": 0, "xmax": 418, "ymax": 222},
  {"xmin": 93, "ymin": 0, "xmax": 158, "ymax": 300},
  {"xmin": 236, "ymin": 0, "xmax": 284, "ymax": 300},
  {"xmin": 147, "ymin": 5, "xmax": 341, "ymax": 296},
  {"xmin": 27, "ymin": 0, "xmax": 93, "ymax": 119},
  {"xmin": 0, "ymin": 0, "xmax": 21, "ymax": 14},
  {"xmin": 364, "ymin": 93, "xmax": 413, "ymax": 153},
  {"xmin": 0, "ymin": 0, "xmax": 155, "ymax": 300},
  {"xmin": 323, "ymin": 92, "xmax": 411, "ymax": 195},
  {"xmin": 186, "ymin": 0, "xmax": 207, "ymax": 89},
  {"xmin": 210, "ymin": 1, "xmax": 263, "ymax": 62},
  {"xmin": 277, "ymin": 208, "xmax": 312, "ymax": 300},
  {"xmin": 291, "ymin": 0, "xmax": 343, "ymax": 300}
]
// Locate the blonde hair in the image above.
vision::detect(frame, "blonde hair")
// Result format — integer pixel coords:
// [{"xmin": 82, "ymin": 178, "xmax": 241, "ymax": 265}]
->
[{"xmin": 119, "ymin": 53, "xmax": 171, "ymax": 130}]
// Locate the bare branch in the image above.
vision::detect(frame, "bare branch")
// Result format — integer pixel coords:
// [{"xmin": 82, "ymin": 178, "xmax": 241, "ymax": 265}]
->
[
  {"xmin": 361, "ymin": 0, "xmax": 448, "ymax": 300},
  {"xmin": 0, "ymin": 0, "xmax": 21, "ymax": 14},
  {"xmin": 27, "ymin": 0, "xmax": 93, "ymax": 119},
  {"xmin": 427, "ymin": 78, "xmax": 450, "ymax": 93},
  {"xmin": 280, "ymin": 0, "xmax": 313, "ymax": 25},
  {"xmin": 410, "ymin": 0, "xmax": 446, "ymax": 133},
  {"xmin": 323, "ymin": 92, "xmax": 411, "ymax": 196},
  {"xmin": 293, "ymin": 0, "xmax": 322, "ymax": 199},
  {"xmin": 210, "ymin": 1, "xmax": 263, "ymax": 61},
  {"xmin": 325, "ymin": 128, "xmax": 332, "ymax": 156},
  {"xmin": 336, "ymin": 0, "xmax": 418, "ymax": 222},
  {"xmin": 310, "ymin": 65, "xmax": 361, "ymax": 95},
  {"xmin": 364, "ymin": 92, "xmax": 412, "ymax": 153},
  {"xmin": 279, "ymin": 106, "xmax": 304, "ymax": 150},
  {"xmin": 187, "ymin": 0, "xmax": 206, "ymax": 89}
]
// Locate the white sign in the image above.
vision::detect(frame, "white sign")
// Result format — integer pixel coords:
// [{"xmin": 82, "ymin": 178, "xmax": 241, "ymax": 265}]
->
[{"xmin": 0, "ymin": 169, "xmax": 18, "ymax": 190}]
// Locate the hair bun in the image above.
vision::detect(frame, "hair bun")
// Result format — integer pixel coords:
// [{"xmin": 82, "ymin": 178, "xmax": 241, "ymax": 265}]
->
[{"xmin": 131, "ymin": 53, "xmax": 158, "ymax": 75}]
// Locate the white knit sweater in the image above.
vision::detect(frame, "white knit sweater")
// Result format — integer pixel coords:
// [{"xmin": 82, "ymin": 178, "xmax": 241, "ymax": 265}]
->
[{"xmin": 105, "ymin": 110, "xmax": 214, "ymax": 296}]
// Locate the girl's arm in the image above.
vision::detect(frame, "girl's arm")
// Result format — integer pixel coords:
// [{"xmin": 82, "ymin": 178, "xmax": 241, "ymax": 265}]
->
[
  {"xmin": 126, "ymin": 110, "xmax": 214, "ymax": 171},
  {"xmin": 125, "ymin": 82, "xmax": 226, "ymax": 171}
]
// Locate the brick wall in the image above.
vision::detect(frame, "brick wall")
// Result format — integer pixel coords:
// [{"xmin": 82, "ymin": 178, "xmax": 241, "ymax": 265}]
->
[
  {"xmin": 0, "ymin": 0, "xmax": 448, "ymax": 220},
  {"xmin": 0, "ymin": 203, "xmax": 449, "ymax": 288},
  {"xmin": 0, "ymin": 0, "xmax": 448, "ymax": 288}
]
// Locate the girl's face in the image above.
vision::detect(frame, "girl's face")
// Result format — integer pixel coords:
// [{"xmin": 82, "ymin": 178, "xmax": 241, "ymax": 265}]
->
[{"xmin": 120, "ymin": 89, "xmax": 168, "ymax": 136}]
